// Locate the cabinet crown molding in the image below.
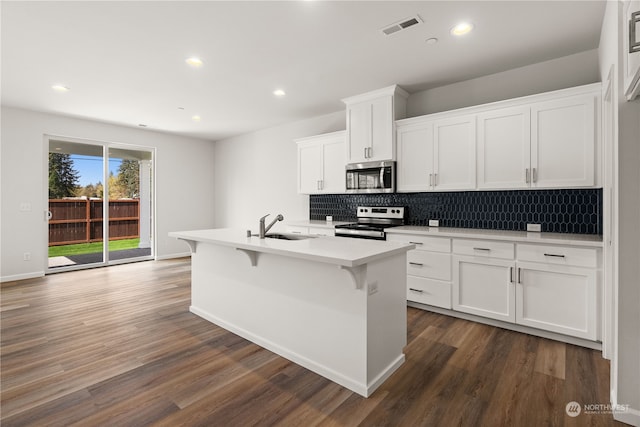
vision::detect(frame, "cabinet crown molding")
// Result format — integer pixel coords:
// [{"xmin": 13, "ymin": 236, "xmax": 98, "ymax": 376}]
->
[{"xmin": 341, "ymin": 84, "xmax": 409, "ymax": 105}]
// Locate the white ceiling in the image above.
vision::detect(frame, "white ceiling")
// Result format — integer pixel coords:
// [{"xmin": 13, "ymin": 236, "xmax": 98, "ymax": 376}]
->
[{"xmin": 1, "ymin": 1, "xmax": 606, "ymax": 141}]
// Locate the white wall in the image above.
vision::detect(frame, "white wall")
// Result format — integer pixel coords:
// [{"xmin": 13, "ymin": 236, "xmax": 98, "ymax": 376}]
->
[
  {"xmin": 599, "ymin": 1, "xmax": 640, "ymax": 424},
  {"xmin": 213, "ymin": 111, "xmax": 345, "ymax": 230},
  {"xmin": 408, "ymin": 49, "xmax": 600, "ymax": 117},
  {"xmin": 0, "ymin": 106, "xmax": 216, "ymax": 281}
]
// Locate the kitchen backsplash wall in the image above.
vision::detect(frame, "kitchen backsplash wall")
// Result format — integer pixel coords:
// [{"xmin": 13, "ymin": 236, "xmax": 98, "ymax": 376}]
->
[{"xmin": 310, "ymin": 189, "xmax": 602, "ymax": 234}]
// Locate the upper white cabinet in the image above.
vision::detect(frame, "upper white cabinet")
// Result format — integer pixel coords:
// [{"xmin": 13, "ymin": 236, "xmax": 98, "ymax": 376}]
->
[
  {"xmin": 343, "ymin": 85, "xmax": 408, "ymax": 163},
  {"xmin": 623, "ymin": 0, "xmax": 640, "ymax": 100},
  {"xmin": 296, "ymin": 131, "xmax": 346, "ymax": 194},
  {"xmin": 531, "ymin": 94, "xmax": 596, "ymax": 188},
  {"xmin": 477, "ymin": 106, "xmax": 531, "ymax": 189},
  {"xmin": 396, "ymin": 121, "xmax": 433, "ymax": 192},
  {"xmin": 398, "ymin": 83, "xmax": 600, "ymax": 192},
  {"xmin": 433, "ymin": 115, "xmax": 476, "ymax": 190},
  {"xmin": 396, "ymin": 115, "xmax": 476, "ymax": 191}
]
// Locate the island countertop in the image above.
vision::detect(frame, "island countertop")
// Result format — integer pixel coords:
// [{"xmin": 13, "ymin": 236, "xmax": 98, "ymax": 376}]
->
[{"xmin": 169, "ymin": 228, "xmax": 414, "ymax": 267}]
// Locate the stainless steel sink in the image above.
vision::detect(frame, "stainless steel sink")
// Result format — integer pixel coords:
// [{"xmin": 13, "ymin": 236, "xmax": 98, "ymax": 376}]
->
[{"xmin": 252, "ymin": 233, "xmax": 315, "ymax": 240}]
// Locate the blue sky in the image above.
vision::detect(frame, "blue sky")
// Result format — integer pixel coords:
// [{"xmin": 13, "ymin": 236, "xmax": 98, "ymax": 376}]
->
[{"xmin": 70, "ymin": 155, "xmax": 122, "ymax": 187}]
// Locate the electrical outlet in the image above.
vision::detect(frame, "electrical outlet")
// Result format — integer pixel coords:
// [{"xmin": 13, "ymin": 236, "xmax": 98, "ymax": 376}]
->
[
  {"xmin": 19, "ymin": 202, "xmax": 31, "ymax": 212},
  {"xmin": 326, "ymin": 216, "xmax": 333, "ymax": 223},
  {"xmin": 368, "ymin": 281, "xmax": 379, "ymax": 295},
  {"xmin": 23, "ymin": 252, "xmax": 31, "ymax": 261},
  {"xmin": 428, "ymin": 219, "xmax": 440, "ymax": 227},
  {"xmin": 527, "ymin": 223, "xmax": 542, "ymax": 232}
]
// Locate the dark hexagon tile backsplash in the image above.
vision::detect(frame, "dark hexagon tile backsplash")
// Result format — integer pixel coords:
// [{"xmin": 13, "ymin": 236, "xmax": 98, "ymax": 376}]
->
[{"xmin": 310, "ymin": 189, "xmax": 602, "ymax": 234}]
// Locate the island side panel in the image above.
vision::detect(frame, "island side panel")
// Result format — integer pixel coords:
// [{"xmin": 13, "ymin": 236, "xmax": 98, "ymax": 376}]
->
[
  {"xmin": 189, "ymin": 242, "xmax": 370, "ymax": 395},
  {"xmin": 365, "ymin": 253, "xmax": 408, "ymax": 394}
]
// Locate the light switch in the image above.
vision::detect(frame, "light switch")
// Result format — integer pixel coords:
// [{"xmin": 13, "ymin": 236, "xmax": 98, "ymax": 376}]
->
[{"xmin": 19, "ymin": 202, "xmax": 31, "ymax": 212}]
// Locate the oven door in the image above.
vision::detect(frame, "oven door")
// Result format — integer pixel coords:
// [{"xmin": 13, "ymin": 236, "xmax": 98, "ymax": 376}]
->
[{"xmin": 345, "ymin": 161, "xmax": 395, "ymax": 193}]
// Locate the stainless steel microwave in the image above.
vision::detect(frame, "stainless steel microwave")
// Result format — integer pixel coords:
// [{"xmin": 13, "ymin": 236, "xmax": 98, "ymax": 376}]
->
[{"xmin": 345, "ymin": 161, "xmax": 395, "ymax": 194}]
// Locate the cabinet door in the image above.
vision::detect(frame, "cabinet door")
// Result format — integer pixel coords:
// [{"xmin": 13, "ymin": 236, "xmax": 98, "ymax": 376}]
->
[
  {"xmin": 516, "ymin": 262, "xmax": 598, "ymax": 340},
  {"xmin": 531, "ymin": 94, "xmax": 595, "ymax": 187},
  {"xmin": 369, "ymin": 95, "xmax": 394, "ymax": 161},
  {"xmin": 453, "ymin": 255, "xmax": 515, "ymax": 322},
  {"xmin": 477, "ymin": 106, "xmax": 531, "ymax": 189},
  {"xmin": 346, "ymin": 101, "xmax": 371, "ymax": 163},
  {"xmin": 297, "ymin": 142, "xmax": 322, "ymax": 194},
  {"xmin": 396, "ymin": 122, "xmax": 434, "ymax": 192},
  {"xmin": 321, "ymin": 136, "xmax": 346, "ymax": 193},
  {"xmin": 434, "ymin": 115, "xmax": 476, "ymax": 190}
]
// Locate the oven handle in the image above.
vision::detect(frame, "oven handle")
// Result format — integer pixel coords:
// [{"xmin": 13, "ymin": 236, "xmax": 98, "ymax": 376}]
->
[{"xmin": 380, "ymin": 167, "xmax": 384, "ymax": 189}]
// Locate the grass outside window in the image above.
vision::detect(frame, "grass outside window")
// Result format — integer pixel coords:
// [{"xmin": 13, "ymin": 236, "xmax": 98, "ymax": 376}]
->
[{"xmin": 49, "ymin": 238, "xmax": 140, "ymax": 257}]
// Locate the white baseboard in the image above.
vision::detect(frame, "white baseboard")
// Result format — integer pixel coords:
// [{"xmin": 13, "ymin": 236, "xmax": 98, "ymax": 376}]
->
[
  {"xmin": 155, "ymin": 252, "xmax": 191, "ymax": 260},
  {"xmin": 1, "ymin": 271, "xmax": 45, "ymax": 283}
]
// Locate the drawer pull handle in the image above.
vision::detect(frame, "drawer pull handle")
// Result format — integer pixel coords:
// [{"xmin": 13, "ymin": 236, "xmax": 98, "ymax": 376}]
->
[
  {"xmin": 544, "ymin": 253, "xmax": 565, "ymax": 258},
  {"xmin": 473, "ymin": 247, "xmax": 491, "ymax": 251},
  {"xmin": 409, "ymin": 288, "xmax": 424, "ymax": 293},
  {"xmin": 409, "ymin": 241, "xmax": 423, "ymax": 245},
  {"xmin": 409, "ymin": 262, "xmax": 424, "ymax": 266}
]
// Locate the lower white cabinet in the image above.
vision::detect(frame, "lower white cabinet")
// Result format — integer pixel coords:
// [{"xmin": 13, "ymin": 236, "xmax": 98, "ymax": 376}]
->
[
  {"xmin": 387, "ymin": 233, "xmax": 452, "ymax": 309},
  {"xmin": 452, "ymin": 256, "xmax": 516, "ymax": 323},
  {"xmin": 516, "ymin": 261, "xmax": 597, "ymax": 340}
]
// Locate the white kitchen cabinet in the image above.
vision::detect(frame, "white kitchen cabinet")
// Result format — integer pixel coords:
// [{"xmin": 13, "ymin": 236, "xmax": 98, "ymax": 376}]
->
[
  {"xmin": 516, "ymin": 261, "xmax": 598, "ymax": 340},
  {"xmin": 477, "ymin": 106, "xmax": 531, "ymax": 189},
  {"xmin": 623, "ymin": 0, "xmax": 640, "ymax": 100},
  {"xmin": 296, "ymin": 131, "xmax": 346, "ymax": 194},
  {"xmin": 531, "ymin": 94, "xmax": 596, "ymax": 188},
  {"xmin": 395, "ymin": 115, "xmax": 476, "ymax": 192},
  {"xmin": 343, "ymin": 85, "xmax": 408, "ymax": 163},
  {"xmin": 387, "ymin": 233, "xmax": 452, "ymax": 309},
  {"xmin": 396, "ymin": 121, "xmax": 433, "ymax": 192},
  {"xmin": 434, "ymin": 115, "xmax": 477, "ymax": 190},
  {"xmin": 452, "ymin": 255, "xmax": 516, "ymax": 323}
]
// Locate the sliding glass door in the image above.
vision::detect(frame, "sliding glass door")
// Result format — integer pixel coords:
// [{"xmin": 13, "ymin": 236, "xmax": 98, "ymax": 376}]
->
[{"xmin": 46, "ymin": 137, "xmax": 154, "ymax": 272}]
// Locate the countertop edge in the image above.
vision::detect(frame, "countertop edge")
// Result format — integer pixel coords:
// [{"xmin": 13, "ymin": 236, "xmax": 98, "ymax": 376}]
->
[
  {"xmin": 385, "ymin": 227, "xmax": 603, "ymax": 247},
  {"xmin": 169, "ymin": 230, "xmax": 414, "ymax": 267}
]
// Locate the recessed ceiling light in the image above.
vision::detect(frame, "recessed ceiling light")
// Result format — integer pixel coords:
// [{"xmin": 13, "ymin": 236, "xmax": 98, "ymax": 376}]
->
[
  {"xmin": 177, "ymin": 107, "xmax": 185, "ymax": 110},
  {"xmin": 192, "ymin": 115, "xmax": 201, "ymax": 122},
  {"xmin": 138, "ymin": 124, "xmax": 148, "ymax": 127},
  {"xmin": 425, "ymin": 37, "xmax": 439, "ymax": 45},
  {"xmin": 273, "ymin": 89, "xmax": 286, "ymax": 97},
  {"xmin": 185, "ymin": 57, "xmax": 203, "ymax": 67},
  {"xmin": 52, "ymin": 84, "xmax": 69, "ymax": 92},
  {"xmin": 450, "ymin": 22, "xmax": 473, "ymax": 36},
  {"xmin": 55, "ymin": 147, "xmax": 62, "ymax": 150}
]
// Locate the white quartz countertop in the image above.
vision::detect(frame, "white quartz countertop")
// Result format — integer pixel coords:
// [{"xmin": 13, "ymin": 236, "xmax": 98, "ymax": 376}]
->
[
  {"xmin": 169, "ymin": 228, "xmax": 414, "ymax": 267},
  {"xmin": 386, "ymin": 226, "xmax": 603, "ymax": 247}
]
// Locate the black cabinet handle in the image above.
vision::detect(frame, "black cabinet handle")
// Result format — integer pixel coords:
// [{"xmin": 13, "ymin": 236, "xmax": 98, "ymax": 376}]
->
[
  {"xmin": 409, "ymin": 288, "xmax": 424, "ymax": 293},
  {"xmin": 544, "ymin": 253, "xmax": 565, "ymax": 258}
]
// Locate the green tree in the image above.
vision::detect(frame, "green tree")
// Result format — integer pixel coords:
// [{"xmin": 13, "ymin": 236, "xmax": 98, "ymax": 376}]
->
[
  {"xmin": 116, "ymin": 160, "xmax": 139, "ymax": 198},
  {"xmin": 48, "ymin": 153, "xmax": 79, "ymax": 198}
]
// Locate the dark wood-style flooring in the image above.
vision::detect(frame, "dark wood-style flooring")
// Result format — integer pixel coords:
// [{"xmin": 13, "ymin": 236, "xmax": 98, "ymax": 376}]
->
[{"xmin": 1, "ymin": 258, "xmax": 624, "ymax": 426}]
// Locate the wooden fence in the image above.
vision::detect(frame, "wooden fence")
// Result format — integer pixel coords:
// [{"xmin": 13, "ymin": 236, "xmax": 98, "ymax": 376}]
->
[{"xmin": 48, "ymin": 199, "xmax": 140, "ymax": 246}]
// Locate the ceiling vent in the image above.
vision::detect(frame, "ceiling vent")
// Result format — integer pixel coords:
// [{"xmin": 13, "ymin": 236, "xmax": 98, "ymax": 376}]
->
[{"xmin": 381, "ymin": 15, "xmax": 423, "ymax": 36}]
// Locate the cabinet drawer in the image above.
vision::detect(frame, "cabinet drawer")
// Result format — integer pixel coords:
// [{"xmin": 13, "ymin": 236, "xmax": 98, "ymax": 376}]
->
[
  {"xmin": 387, "ymin": 234, "xmax": 451, "ymax": 253},
  {"xmin": 453, "ymin": 239, "xmax": 515, "ymax": 260},
  {"xmin": 517, "ymin": 244, "xmax": 598, "ymax": 268},
  {"xmin": 308, "ymin": 226, "xmax": 334, "ymax": 236},
  {"xmin": 407, "ymin": 251, "xmax": 451, "ymax": 281},
  {"xmin": 407, "ymin": 276, "xmax": 451, "ymax": 309}
]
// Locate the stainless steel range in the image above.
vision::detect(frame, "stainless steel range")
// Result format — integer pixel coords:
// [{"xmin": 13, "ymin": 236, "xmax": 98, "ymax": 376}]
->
[{"xmin": 334, "ymin": 206, "xmax": 405, "ymax": 240}]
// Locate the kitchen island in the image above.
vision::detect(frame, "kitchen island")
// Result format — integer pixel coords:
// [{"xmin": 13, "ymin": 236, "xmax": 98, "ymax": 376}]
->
[{"xmin": 169, "ymin": 228, "xmax": 414, "ymax": 397}]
